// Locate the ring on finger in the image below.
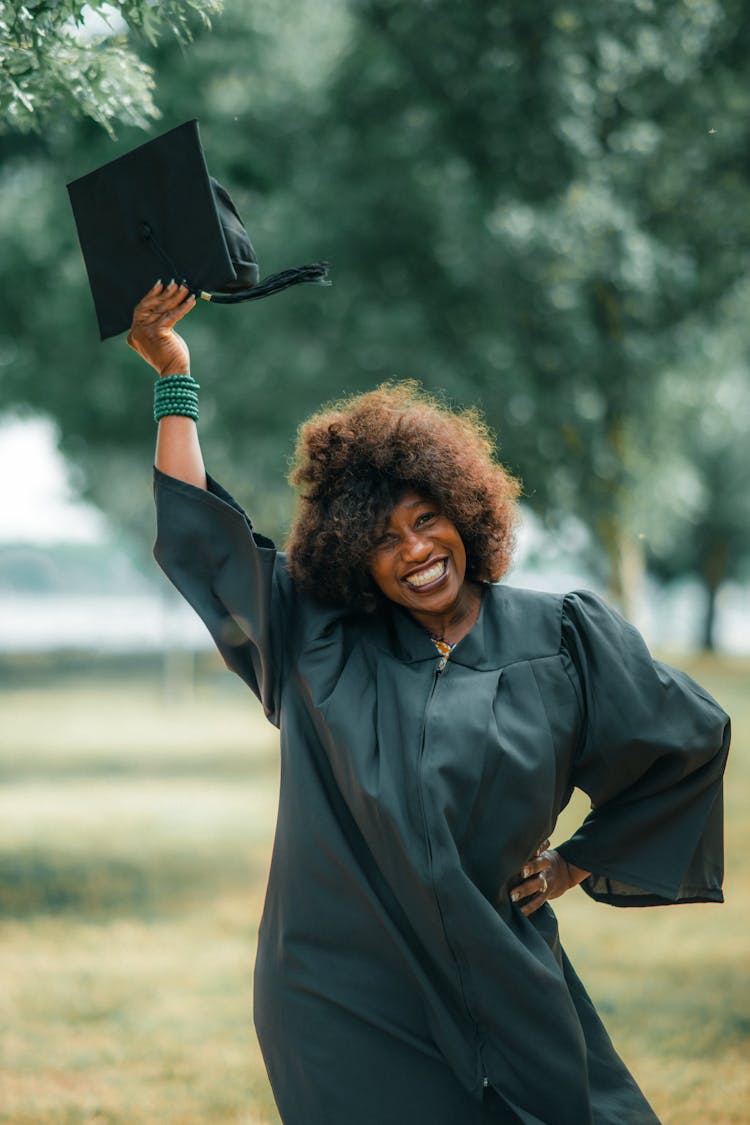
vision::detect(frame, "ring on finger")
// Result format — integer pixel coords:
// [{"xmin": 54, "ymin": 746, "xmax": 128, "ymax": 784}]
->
[{"xmin": 539, "ymin": 872, "xmax": 548, "ymax": 896}]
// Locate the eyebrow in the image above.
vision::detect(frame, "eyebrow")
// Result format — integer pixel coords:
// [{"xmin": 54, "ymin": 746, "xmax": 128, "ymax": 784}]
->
[
  {"xmin": 398, "ymin": 496, "xmax": 433, "ymax": 510},
  {"xmin": 378, "ymin": 498, "xmax": 435, "ymax": 533}
]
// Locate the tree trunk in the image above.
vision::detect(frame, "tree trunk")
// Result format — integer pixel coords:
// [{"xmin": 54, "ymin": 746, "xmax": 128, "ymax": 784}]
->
[
  {"xmin": 701, "ymin": 581, "xmax": 719, "ymax": 652},
  {"xmin": 699, "ymin": 539, "xmax": 729, "ymax": 652},
  {"xmin": 597, "ymin": 510, "xmax": 644, "ymax": 622}
]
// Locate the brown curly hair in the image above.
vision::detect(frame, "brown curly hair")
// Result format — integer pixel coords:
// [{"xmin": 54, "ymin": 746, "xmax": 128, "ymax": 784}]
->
[{"xmin": 286, "ymin": 381, "xmax": 521, "ymax": 610}]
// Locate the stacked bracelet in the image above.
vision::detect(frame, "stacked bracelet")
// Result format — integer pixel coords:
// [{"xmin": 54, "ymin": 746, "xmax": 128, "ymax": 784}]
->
[{"xmin": 153, "ymin": 374, "xmax": 200, "ymax": 422}]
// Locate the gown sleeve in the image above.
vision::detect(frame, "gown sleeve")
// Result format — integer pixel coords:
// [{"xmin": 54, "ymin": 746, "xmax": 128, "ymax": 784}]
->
[
  {"xmin": 555, "ymin": 590, "xmax": 731, "ymax": 907},
  {"xmin": 153, "ymin": 466, "xmax": 295, "ymax": 726}
]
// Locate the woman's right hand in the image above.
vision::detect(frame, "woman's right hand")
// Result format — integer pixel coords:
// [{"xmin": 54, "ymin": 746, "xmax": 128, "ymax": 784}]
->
[{"xmin": 127, "ymin": 280, "xmax": 196, "ymax": 377}]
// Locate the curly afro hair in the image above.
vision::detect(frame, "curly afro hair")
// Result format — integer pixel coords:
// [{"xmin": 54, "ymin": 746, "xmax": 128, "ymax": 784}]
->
[{"xmin": 286, "ymin": 381, "xmax": 521, "ymax": 610}]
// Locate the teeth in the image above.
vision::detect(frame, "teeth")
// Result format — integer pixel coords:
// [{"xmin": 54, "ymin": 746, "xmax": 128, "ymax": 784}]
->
[{"xmin": 405, "ymin": 560, "xmax": 446, "ymax": 588}]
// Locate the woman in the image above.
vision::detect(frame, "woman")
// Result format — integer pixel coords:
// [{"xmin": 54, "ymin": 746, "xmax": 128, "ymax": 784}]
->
[{"xmin": 129, "ymin": 281, "xmax": 730, "ymax": 1125}]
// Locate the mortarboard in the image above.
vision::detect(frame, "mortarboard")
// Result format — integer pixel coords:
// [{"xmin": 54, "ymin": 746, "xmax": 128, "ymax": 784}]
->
[{"xmin": 67, "ymin": 119, "xmax": 329, "ymax": 340}]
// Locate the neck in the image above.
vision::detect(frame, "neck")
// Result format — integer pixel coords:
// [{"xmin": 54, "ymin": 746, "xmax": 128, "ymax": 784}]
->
[{"xmin": 408, "ymin": 581, "xmax": 483, "ymax": 645}]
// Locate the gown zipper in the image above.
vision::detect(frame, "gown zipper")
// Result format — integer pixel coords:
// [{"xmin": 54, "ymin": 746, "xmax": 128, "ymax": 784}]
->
[{"xmin": 418, "ymin": 654, "xmax": 486, "ymax": 1092}]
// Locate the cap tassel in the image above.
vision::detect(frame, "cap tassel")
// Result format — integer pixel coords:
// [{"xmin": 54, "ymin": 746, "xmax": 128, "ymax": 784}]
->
[{"xmin": 201, "ymin": 262, "xmax": 330, "ymax": 303}]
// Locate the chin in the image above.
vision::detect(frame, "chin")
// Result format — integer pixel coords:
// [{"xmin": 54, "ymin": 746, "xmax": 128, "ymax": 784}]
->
[{"xmin": 405, "ymin": 582, "xmax": 461, "ymax": 611}]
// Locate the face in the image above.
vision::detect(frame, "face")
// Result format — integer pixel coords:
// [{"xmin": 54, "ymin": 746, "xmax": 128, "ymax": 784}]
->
[{"xmin": 368, "ymin": 490, "xmax": 468, "ymax": 617}]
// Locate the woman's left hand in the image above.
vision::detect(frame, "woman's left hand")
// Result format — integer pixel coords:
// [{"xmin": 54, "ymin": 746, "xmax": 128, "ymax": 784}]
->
[{"xmin": 509, "ymin": 840, "xmax": 590, "ymax": 917}]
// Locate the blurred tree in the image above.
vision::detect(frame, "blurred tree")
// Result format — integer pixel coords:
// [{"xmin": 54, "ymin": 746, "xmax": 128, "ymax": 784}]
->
[
  {"xmin": 298, "ymin": 0, "xmax": 750, "ymax": 612},
  {"xmin": 0, "ymin": 0, "xmax": 221, "ymax": 135},
  {"xmin": 642, "ymin": 304, "xmax": 750, "ymax": 649},
  {"xmin": 0, "ymin": 0, "xmax": 350, "ymax": 554},
  {"xmin": 1, "ymin": 0, "xmax": 750, "ymax": 636}
]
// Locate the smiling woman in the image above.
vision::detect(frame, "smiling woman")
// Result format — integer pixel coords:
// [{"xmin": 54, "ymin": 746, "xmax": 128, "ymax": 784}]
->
[
  {"xmin": 286, "ymin": 381, "xmax": 520, "ymax": 613},
  {"xmin": 368, "ymin": 489, "xmax": 480, "ymax": 646},
  {"xmin": 126, "ymin": 282, "xmax": 730, "ymax": 1125}
]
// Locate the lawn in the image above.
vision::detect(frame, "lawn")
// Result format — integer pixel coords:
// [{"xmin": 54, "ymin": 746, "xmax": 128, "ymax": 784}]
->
[{"xmin": 0, "ymin": 651, "xmax": 747, "ymax": 1124}]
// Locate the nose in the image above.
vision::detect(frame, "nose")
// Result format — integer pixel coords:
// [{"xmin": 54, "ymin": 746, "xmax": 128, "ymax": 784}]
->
[{"xmin": 401, "ymin": 529, "xmax": 432, "ymax": 563}]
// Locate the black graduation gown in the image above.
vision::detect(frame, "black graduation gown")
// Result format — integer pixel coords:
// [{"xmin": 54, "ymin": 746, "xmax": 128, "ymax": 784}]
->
[{"xmin": 153, "ymin": 469, "xmax": 730, "ymax": 1125}]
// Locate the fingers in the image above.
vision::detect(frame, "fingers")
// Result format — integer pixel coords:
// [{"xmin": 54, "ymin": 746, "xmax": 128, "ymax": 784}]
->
[
  {"xmin": 505, "ymin": 843, "xmax": 580, "ymax": 917},
  {"xmin": 519, "ymin": 855, "xmax": 548, "ymax": 881},
  {"xmin": 508, "ymin": 843, "xmax": 554, "ymax": 914},
  {"xmin": 139, "ymin": 279, "xmax": 188, "ymax": 307},
  {"xmin": 172, "ymin": 291, "xmax": 197, "ymax": 325},
  {"xmin": 134, "ymin": 279, "xmax": 171, "ymax": 316},
  {"xmin": 128, "ymin": 283, "xmax": 195, "ymax": 358},
  {"xmin": 518, "ymin": 891, "xmax": 547, "ymax": 917},
  {"xmin": 127, "ymin": 280, "xmax": 194, "ymax": 374},
  {"xmin": 133, "ymin": 280, "xmax": 195, "ymax": 325},
  {"xmin": 158, "ymin": 280, "xmax": 194, "ymax": 314},
  {"xmin": 510, "ymin": 869, "xmax": 548, "ymax": 905}
]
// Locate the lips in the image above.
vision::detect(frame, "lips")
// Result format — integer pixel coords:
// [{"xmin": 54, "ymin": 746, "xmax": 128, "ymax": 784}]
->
[{"xmin": 403, "ymin": 559, "xmax": 447, "ymax": 589}]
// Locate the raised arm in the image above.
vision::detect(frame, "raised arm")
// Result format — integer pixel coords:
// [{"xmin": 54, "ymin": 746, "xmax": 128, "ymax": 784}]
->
[{"xmin": 127, "ymin": 280, "xmax": 207, "ymax": 490}]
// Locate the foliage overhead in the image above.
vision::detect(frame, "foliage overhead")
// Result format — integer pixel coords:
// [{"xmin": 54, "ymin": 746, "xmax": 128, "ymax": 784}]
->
[
  {"xmin": 0, "ymin": 0, "xmax": 749, "ymax": 644},
  {"xmin": 0, "ymin": 0, "xmax": 222, "ymax": 134}
]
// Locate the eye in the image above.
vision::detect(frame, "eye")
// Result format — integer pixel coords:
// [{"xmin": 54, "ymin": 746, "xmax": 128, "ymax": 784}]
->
[{"xmin": 416, "ymin": 511, "xmax": 437, "ymax": 527}]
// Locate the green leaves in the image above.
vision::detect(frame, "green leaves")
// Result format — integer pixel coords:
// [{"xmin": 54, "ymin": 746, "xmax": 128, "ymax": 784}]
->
[
  {"xmin": 1, "ymin": 0, "xmax": 749, "ymax": 642},
  {"xmin": 0, "ymin": 0, "xmax": 222, "ymax": 135}
]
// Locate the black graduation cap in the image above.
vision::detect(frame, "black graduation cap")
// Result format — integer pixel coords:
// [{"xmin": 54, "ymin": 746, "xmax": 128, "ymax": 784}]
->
[{"xmin": 67, "ymin": 119, "xmax": 329, "ymax": 340}]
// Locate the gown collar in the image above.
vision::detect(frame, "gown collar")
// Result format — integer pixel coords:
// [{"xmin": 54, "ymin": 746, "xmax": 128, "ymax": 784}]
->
[{"xmin": 385, "ymin": 582, "xmax": 500, "ymax": 670}]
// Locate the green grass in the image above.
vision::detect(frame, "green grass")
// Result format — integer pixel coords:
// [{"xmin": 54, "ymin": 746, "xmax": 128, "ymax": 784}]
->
[{"xmin": 0, "ymin": 653, "xmax": 747, "ymax": 1124}]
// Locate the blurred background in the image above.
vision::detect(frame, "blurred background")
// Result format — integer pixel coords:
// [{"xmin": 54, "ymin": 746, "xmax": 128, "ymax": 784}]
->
[{"xmin": 0, "ymin": 2, "xmax": 748, "ymax": 1122}]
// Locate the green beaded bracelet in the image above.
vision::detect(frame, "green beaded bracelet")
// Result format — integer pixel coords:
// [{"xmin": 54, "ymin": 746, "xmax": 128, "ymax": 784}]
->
[{"xmin": 153, "ymin": 374, "xmax": 200, "ymax": 423}]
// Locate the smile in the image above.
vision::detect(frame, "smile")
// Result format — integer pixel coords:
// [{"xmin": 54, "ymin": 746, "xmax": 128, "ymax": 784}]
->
[{"xmin": 403, "ymin": 559, "xmax": 447, "ymax": 589}]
